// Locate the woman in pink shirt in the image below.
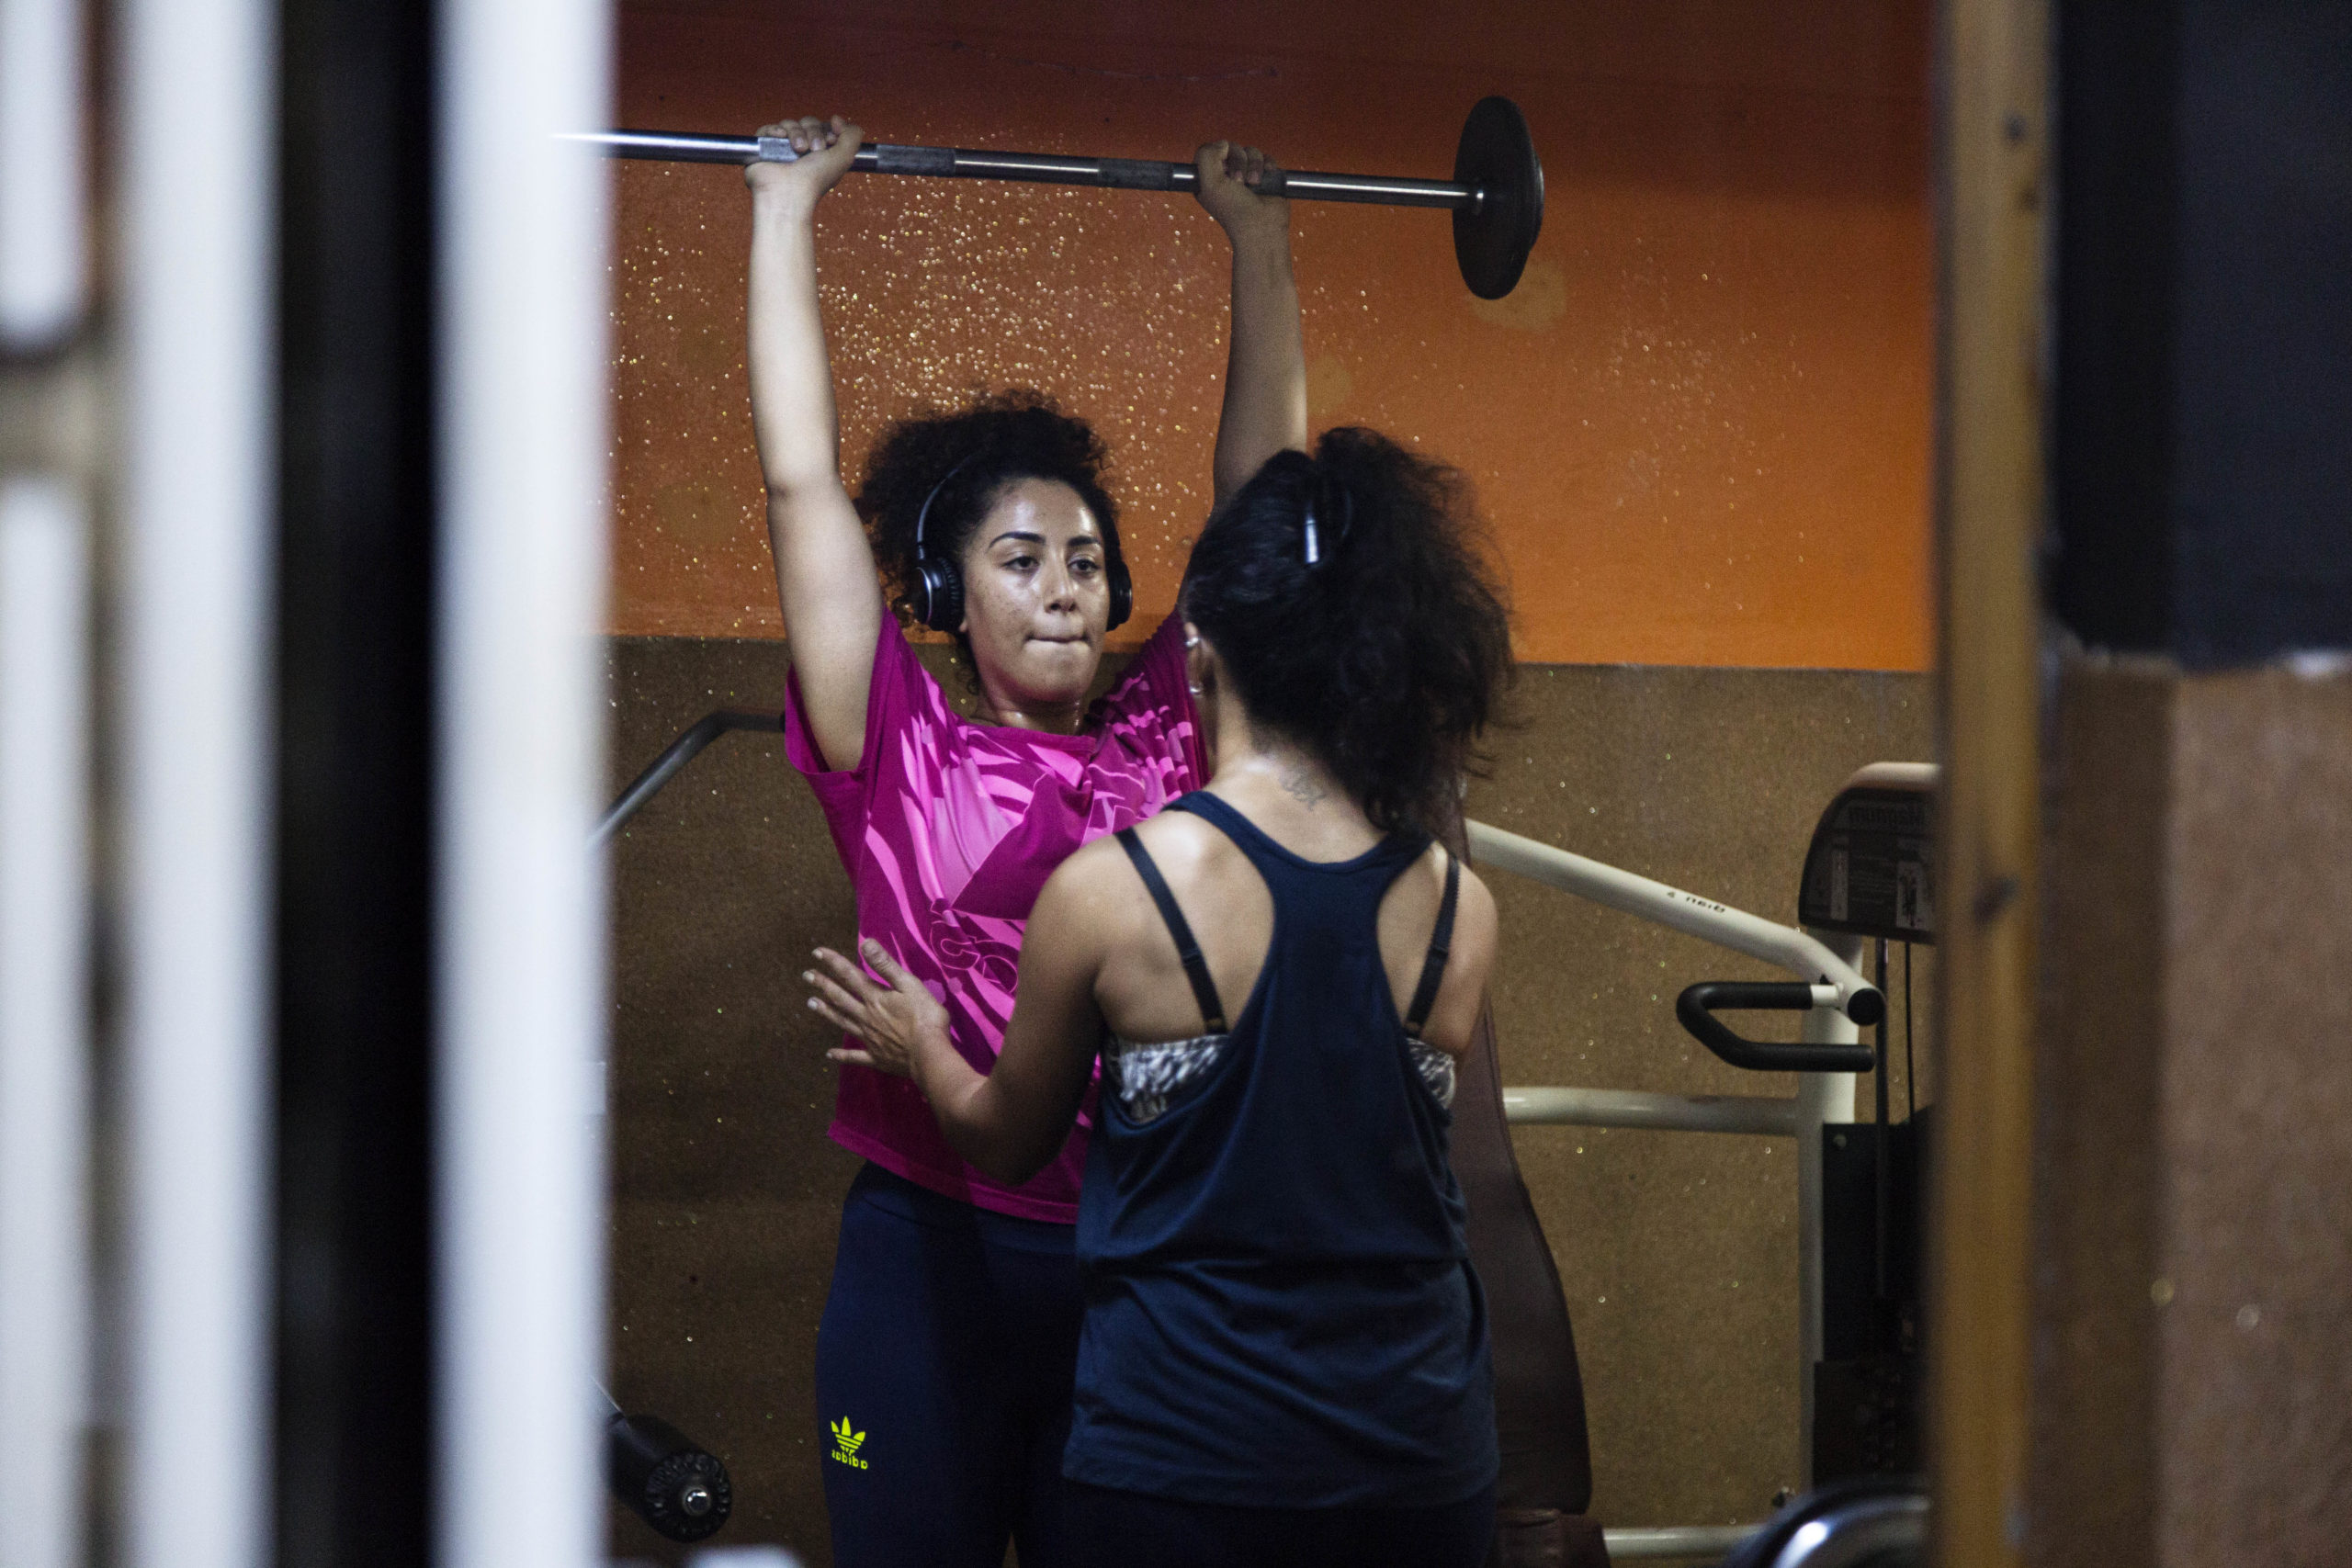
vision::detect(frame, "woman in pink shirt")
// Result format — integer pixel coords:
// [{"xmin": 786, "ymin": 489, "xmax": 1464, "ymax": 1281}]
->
[{"xmin": 744, "ymin": 115, "xmax": 1306, "ymax": 1566}]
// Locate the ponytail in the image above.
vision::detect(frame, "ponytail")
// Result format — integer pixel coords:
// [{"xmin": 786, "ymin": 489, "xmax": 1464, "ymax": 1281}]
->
[{"xmin": 1180, "ymin": 429, "xmax": 1513, "ymax": 834}]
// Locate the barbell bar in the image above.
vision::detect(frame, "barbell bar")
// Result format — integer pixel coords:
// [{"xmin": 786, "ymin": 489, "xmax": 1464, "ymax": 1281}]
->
[{"xmin": 567, "ymin": 96, "xmax": 1544, "ymax": 299}]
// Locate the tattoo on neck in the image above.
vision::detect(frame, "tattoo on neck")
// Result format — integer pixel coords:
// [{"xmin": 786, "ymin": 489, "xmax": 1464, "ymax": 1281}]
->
[{"xmin": 1281, "ymin": 761, "xmax": 1329, "ymax": 810}]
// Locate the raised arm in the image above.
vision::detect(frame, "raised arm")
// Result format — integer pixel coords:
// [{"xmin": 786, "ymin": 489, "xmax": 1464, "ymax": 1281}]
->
[
  {"xmin": 804, "ymin": 843, "xmax": 1122, "ymax": 1186},
  {"xmin": 745, "ymin": 116, "xmax": 884, "ymax": 773},
  {"xmin": 1195, "ymin": 141, "xmax": 1309, "ymax": 504}
]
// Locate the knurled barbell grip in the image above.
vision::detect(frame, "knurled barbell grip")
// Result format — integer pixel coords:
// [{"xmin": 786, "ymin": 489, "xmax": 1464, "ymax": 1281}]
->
[
  {"xmin": 870, "ymin": 143, "xmax": 959, "ymax": 176},
  {"xmin": 750, "ymin": 138, "xmax": 960, "ymax": 176},
  {"xmin": 1097, "ymin": 158, "xmax": 1182, "ymax": 192}
]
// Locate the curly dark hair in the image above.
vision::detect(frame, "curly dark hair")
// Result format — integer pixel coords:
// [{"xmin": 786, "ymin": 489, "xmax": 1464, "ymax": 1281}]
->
[
  {"xmin": 1180, "ymin": 429, "xmax": 1513, "ymax": 836},
  {"xmin": 855, "ymin": 390, "xmax": 1123, "ymax": 660}
]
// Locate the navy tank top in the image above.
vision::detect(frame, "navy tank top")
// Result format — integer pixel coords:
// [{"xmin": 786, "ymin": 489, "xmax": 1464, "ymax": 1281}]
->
[{"xmin": 1065, "ymin": 791, "xmax": 1498, "ymax": 1508}]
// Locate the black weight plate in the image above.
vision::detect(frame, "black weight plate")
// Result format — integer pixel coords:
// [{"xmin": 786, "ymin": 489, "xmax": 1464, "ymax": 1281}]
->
[{"xmin": 1453, "ymin": 96, "xmax": 1544, "ymax": 299}]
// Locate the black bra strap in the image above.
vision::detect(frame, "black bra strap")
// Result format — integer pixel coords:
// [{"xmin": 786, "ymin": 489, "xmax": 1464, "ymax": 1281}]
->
[
  {"xmin": 1403, "ymin": 849, "xmax": 1462, "ymax": 1038},
  {"xmin": 1115, "ymin": 828, "xmax": 1228, "ymax": 1035}
]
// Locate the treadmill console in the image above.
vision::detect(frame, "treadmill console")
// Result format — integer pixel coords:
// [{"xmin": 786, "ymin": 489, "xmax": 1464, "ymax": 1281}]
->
[{"xmin": 1797, "ymin": 763, "xmax": 1937, "ymax": 944}]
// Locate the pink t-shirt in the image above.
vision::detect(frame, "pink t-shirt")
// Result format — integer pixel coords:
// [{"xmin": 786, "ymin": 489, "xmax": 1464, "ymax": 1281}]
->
[{"xmin": 785, "ymin": 612, "xmax": 1206, "ymax": 1223}]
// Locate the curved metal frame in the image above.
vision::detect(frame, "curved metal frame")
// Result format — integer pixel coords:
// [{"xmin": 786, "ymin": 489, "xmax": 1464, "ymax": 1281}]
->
[
  {"xmin": 1465, "ymin": 813, "xmax": 1880, "ymax": 1531},
  {"xmin": 1767, "ymin": 1491, "xmax": 1928, "ymax": 1568}
]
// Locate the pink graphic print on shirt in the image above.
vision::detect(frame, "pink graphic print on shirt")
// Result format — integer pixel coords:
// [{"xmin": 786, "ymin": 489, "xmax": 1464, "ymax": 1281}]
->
[{"xmin": 786, "ymin": 612, "xmax": 1204, "ymax": 1224}]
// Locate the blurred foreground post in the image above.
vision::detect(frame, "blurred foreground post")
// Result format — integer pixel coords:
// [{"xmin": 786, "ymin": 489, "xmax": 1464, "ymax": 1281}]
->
[
  {"xmin": 1, "ymin": 4, "xmax": 95, "ymax": 1566},
  {"xmin": 0, "ymin": 484, "xmax": 92, "ymax": 1568},
  {"xmin": 119, "ymin": 0, "xmax": 277, "ymax": 1566},
  {"xmin": 435, "ymin": 1, "xmax": 615, "ymax": 1565}
]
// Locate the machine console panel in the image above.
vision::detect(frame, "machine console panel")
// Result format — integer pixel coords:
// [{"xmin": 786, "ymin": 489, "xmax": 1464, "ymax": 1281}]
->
[{"xmin": 1797, "ymin": 763, "xmax": 1937, "ymax": 944}]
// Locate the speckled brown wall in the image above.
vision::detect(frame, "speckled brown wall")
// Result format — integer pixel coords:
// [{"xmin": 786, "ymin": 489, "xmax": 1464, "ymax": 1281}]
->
[
  {"xmin": 2028, "ymin": 665, "xmax": 2167, "ymax": 1567},
  {"xmin": 2030, "ymin": 660, "xmax": 2352, "ymax": 1568},
  {"xmin": 603, "ymin": 638, "xmax": 1936, "ymax": 1562},
  {"xmin": 607, "ymin": 0, "xmax": 1934, "ymax": 670},
  {"xmin": 603, "ymin": 636, "xmax": 861, "ymax": 1564}
]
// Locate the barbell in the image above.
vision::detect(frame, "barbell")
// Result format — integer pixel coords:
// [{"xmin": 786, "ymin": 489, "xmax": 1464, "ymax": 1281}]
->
[{"xmin": 570, "ymin": 96, "xmax": 1544, "ymax": 299}]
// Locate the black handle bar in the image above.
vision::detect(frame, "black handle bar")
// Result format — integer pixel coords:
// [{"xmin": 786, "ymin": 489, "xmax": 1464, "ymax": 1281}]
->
[{"xmin": 1675, "ymin": 982, "xmax": 1877, "ymax": 1073}]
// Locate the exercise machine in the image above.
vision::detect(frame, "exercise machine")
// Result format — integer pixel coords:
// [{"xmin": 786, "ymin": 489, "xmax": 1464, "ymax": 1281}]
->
[{"xmin": 1481, "ymin": 762, "xmax": 1934, "ymax": 1562}]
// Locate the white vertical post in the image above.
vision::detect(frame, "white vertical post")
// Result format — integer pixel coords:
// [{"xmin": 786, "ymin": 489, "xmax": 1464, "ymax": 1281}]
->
[
  {"xmin": 0, "ymin": 484, "xmax": 92, "ymax": 1568},
  {"xmin": 435, "ymin": 0, "xmax": 612, "ymax": 1564},
  {"xmin": 1794, "ymin": 931, "xmax": 1864, "ymax": 1485},
  {"xmin": 119, "ymin": 1, "xmax": 275, "ymax": 1565},
  {"xmin": 2, "ymin": 7, "xmax": 93, "ymax": 1560},
  {"xmin": 0, "ymin": 0, "xmax": 85, "ymax": 347}
]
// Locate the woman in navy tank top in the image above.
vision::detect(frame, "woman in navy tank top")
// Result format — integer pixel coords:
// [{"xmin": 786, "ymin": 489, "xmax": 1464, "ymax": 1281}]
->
[{"xmin": 807, "ymin": 428, "xmax": 1516, "ymax": 1568}]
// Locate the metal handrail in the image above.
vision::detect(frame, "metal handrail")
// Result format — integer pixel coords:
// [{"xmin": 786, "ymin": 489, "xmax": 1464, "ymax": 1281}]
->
[
  {"xmin": 594, "ymin": 708, "xmax": 783, "ymax": 847},
  {"xmin": 1606, "ymin": 1523, "xmax": 1767, "ymax": 1561},
  {"xmin": 1465, "ymin": 819, "xmax": 1879, "ymax": 1021},
  {"xmin": 1505, "ymin": 1086, "xmax": 1799, "ymax": 1137},
  {"xmin": 1763, "ymin": 1494, "xmax": 1927, "ymax": 1568}
]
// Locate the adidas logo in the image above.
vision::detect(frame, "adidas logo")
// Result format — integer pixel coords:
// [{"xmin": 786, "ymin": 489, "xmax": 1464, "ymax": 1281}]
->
[{"xmin": 828, "ymin": 1416, "xmax": 869, "ymax": 1470}]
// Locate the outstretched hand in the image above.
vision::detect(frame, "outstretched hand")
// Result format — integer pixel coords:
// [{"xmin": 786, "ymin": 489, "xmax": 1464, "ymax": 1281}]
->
[
  {"xmin": 1193, "ymin": 140, "xmax": 1289, "ymax": 243},
  {"xmin": 804, "ymin": 939, "xmax": 952, "ymax": 1083},
  {"xmin": 747, "ymin": 115, "xmax": 865, "ymax": 209}
]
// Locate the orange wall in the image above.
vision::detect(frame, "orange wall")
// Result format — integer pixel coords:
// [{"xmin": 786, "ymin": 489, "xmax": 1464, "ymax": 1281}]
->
[{"xmin": 610, "ymin": 1, "xmax": 1932, "ymax": 669}]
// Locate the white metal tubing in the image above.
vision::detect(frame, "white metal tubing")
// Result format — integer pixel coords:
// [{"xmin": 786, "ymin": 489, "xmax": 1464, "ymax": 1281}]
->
[
  {"xmin": 0, "ymin": 0, "xmax": 85, "ymax": 345},
  {"xmin": 119, "ymin": 0, "xmax": 274, "ymax": 1562},
  {"xmin": 1604, "ymin": 1523, "xmax": 1767, "ymax": 1560},
  {"xmin": 1465, "ymin": 819, "xmax": 1878, "ymax": 1014},
  {"xmin": 1794, "ymin": 931, "xmax": 1863, "ymax": 1486},
  {"xmin": 0, "ymin": 481, "xmax": 91, "ymax": 1568},
  {"xmin": 0, "ymin": 16, "xmax": 92, "ymax": 1566},
  {"xmin": 1503, "ymin": 1085, "xmax": 1800, "ymax": 1137},
  {"xmin": 436, "ymin": 0, "xmax": 612, "ymax": 1562},
  {"xmin": 1468, "ymin": 813, "xmax": 1868, "ymax": 1486}
]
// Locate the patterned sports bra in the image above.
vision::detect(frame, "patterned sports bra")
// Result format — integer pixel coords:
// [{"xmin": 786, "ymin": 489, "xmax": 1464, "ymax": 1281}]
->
[
  {"xmin": 1104, "ymin": 1031, "xmax": 1456, "ymax": 1124},
  {"xmin": 1098, "ymin": 821, "xmax": 1463, "ymax": 1125}
]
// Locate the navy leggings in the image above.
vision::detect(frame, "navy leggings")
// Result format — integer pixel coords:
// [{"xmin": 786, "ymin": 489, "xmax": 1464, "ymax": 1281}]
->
[
  {"xmin": 815, "ymin": 1163, "xmax": 1084, "ymax": 1568},
  {"xmin": 1064, "ymin": 1480, "xmax": 1498, "ymax": 1568}
]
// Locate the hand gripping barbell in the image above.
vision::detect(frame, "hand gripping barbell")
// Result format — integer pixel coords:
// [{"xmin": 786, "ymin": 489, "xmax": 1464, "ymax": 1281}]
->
[{"xmin": 570, "ymin": 96, "xmax": 1544, "ymax": 299}]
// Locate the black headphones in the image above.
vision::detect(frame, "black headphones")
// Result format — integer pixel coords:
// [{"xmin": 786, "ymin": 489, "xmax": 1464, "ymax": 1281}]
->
[{"xmin": 909, "ymin": 453, "xmax": 1133, "ymax": 633}]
